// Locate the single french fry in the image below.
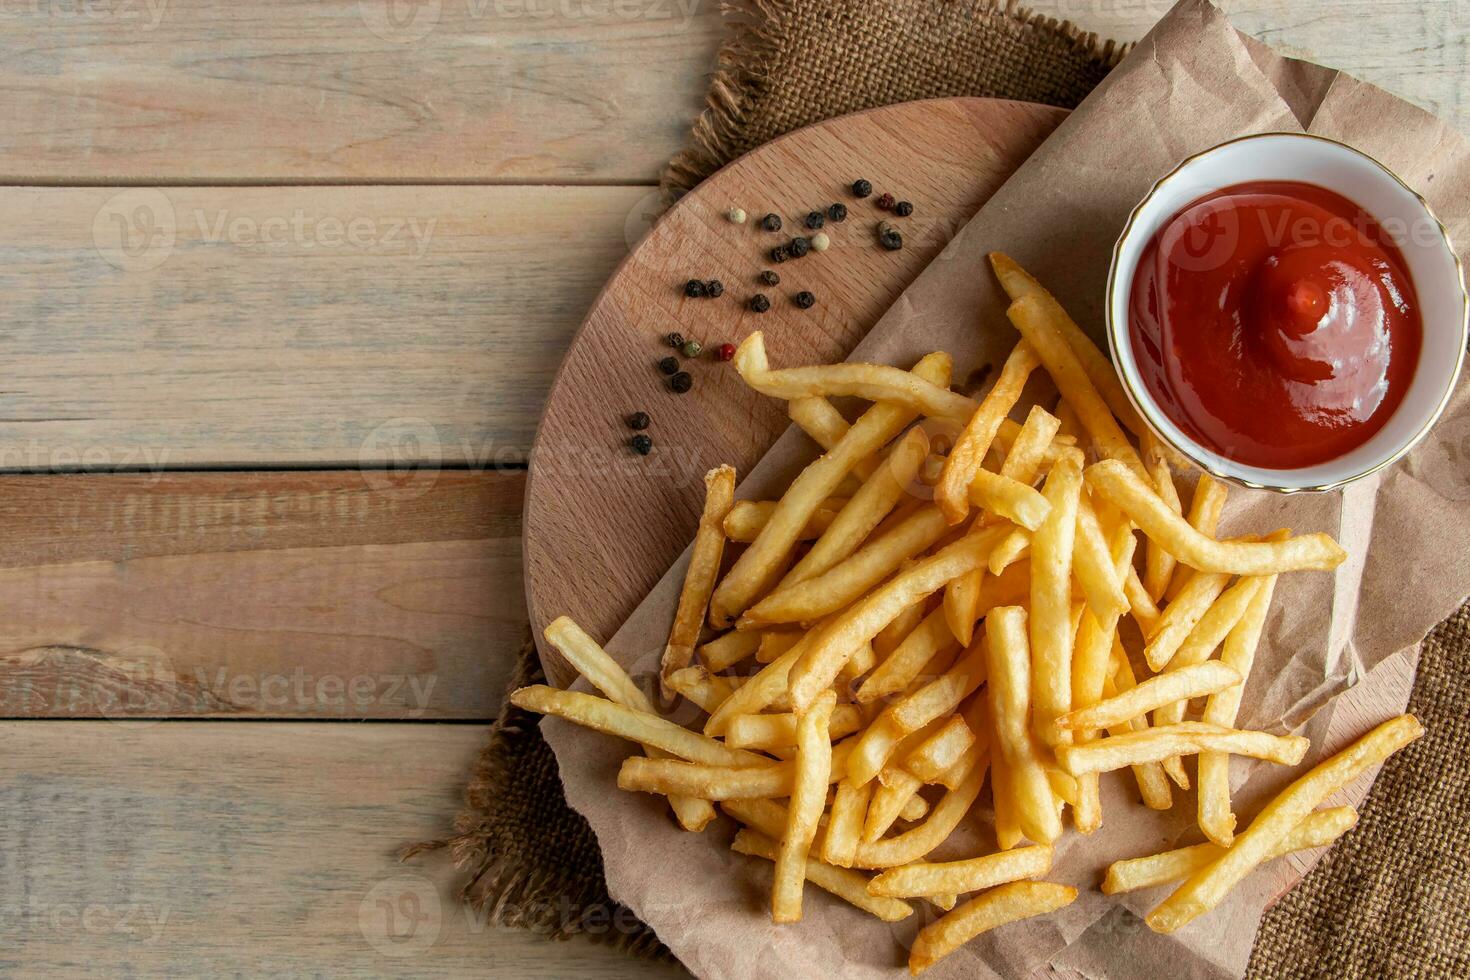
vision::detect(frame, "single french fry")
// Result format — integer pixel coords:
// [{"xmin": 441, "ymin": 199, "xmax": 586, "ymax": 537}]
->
[
  {"xmin": 888, "ymin": 641, "xmax": 988, "ymax": 737},
  {"xmin": 773, "ymin": 690, "xmax": 836, "ymax": 922},
  {"xmin": 875, "ymin": 590, "xmax": 930, "ymax": 660},
  {"xmin": 1029, "ymin": 450, "xmax": 1082, "ymax": 747},
  {"xmin": 724, "ymin": 497, "xmax": 848, "ymax": 544},
  {"xmin": 821, "ymin": 777, "xmax": 872, "ymax": 868},
  {"xmin": 1073, "ymin": 491, "xmax": 1128, "ymax": 621},
  {"xmin": 1056, "ymin": 722, "xmax": 1309, "ymax": 777},
  {"xmin": 720, "ymin": 798, "xmax": 791, "ymax": 839},
  {"xmin": 788, "ymin": 525, "xmax": 1012, "ymax": 711},
  {"xmin": 988, "ymin": 252, "xmax": 1145, "ymax": 437},
  {"xmin": 618, "ymin": 757, "xmax": 795, "ymax": 800},
  {"xmin": 1142, "ymin": 437, "xmax": 1183, "ymax": 603},
  {"xmin": 665, "ymin": 666, "xmax": 743, "ymax": 714},
  {"xmin": 1067, "ymin": 607, "xmax": 1124, "ymax": 834},
  {"xmin": 1104, "ymin": 806, "xmax": 1357, "ymax": 895},
  {"xmin": 865, "ymin": 767, "xmax": 926, "ymax": 843},
  {"xmin": 1163, "ymin": 473, "xmax": 1228, "ymax": 602},
  {"xmin": 511, "ymin": 685, "xmax": 772, "ymax": 767},
  {"xmin": 989, "ymin": 739, "xmax": 1024, "ymax": 850},
  {"xmin": 1085, "ymin": 460, "xmax": 1347, "ymax": 575},
  {"xmin": 711, "ymin": 350, "xmax": 953, "ymax": 626},
  {"xmin": 936, "ymin": 341, "xmax": 1041, "ymax": 524},
  {"xmin": 903, "ymin": 714, "xmax": 978, "ymax": 784},
  {"xmin": 1058, "ymin": 662, "xmax": 1243, "ymax": 731},
  {"xmin": 724, "ymin": 704, "xmax": 865, "ymax": 751},
  {"xmin": 786, "ymin": 397, "xmax": 880, "ymax": 481},
  {"xmin": 663, "ymin": 466, "xmax": 737, "ymax": 689},
  {"xmin": 1142, "ymin": 570, "xmax": 1232, "ymax": 672},
  {"xmin": 943, "ymin": 556, "xmax": 1031, "ymax": 650},
  {"xmin": 858, "ymin": 608, "xmax": 963, "ymax": 704},
  {"xmin": 756, "ymin": 629, "xmax": 803, "ymax": 664},
  {"xmin": 1003, "ymin": 291, "xmax": 1147, "ymax": 479},
  {"xmin": 1109, "ymin": 643, "xmax": 1174, "ymax": 810},
  {"xmin": 699, "ymin": 630, "xmax": 762, "ymax": 672},
  {"xmin": 869, "ymin": 844, "xmax": 1053, "ymax": 898},
  {"xmin": 732, "ymin": 829, "xmax": 913, "ymax": 923},
  {"xmin": 910, "ymin": 880, "xmax": 1078, "ymax": 976},
  {"xmin": 740, "ymin": 508, "xmax": 950, "ymax": 627},
  {"xmin": 1198, "ymin": 570, "xmax": 1280, "ymax": 845},
  {"xmin": 968, "ymin": 470, "xmax": 1052, "ymax": 531},
  {"xmin": 1148, "ymin": 715, "xmax": 1423, "ymax": 933},
  {"xmin": 851, "ymin": 751, "xmax": 989, "ymax": 869},
  {"xmin": 1124, "ymin": 565, "xmax": 1162, "ymax": 637},
  {"xmin": 985, "ymin": 605, "xmax": 1062, "ymax": 844},
  {"xmin": 899, "ymin": 793, "xmax": 930, "ymax": 822}
]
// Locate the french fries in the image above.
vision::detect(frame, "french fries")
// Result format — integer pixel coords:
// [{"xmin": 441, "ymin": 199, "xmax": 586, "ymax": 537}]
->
[{"xmin": 511, "ymin": 254, "xmax": 1411, "ymax": 972}]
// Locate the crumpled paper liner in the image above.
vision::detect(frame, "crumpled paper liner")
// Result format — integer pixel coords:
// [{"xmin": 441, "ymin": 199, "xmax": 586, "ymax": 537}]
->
[{"xmin": 541, "ymin": 1, "xmax": 1470, "ymax": 976}]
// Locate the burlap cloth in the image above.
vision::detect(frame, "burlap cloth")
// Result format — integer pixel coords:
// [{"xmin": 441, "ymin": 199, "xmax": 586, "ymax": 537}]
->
[{"xmin": 407, "ymin": 2, "xmax": 1470, "ymax": 976}]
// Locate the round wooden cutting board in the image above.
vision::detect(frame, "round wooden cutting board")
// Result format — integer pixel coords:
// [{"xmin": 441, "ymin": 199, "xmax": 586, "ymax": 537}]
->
[{"xmin": 522, "ymin": 96, "xmax": 1414, "ymax": 897}]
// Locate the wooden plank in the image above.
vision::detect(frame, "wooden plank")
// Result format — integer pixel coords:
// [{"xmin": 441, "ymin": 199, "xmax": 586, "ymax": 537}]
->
[
  {"xmin": 0, "ymin": 721, "xmax": 688, "ymax": 978},
  {"xmin": 0, "ymin": 184, "xmax": 648, "ymax": 468},
  {"xmin": 0, "ymin": 470, "xmax": 527, "ymax": 719},
  {"xmin": 0, "ymin": 0, "xmax": 719, "ymax": 182}
]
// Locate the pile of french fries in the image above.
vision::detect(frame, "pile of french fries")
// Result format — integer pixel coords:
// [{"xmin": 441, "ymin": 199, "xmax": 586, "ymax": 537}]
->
[{"xmin": 516, "ymin": 254, "xmax": 1424, "ymax": 974}]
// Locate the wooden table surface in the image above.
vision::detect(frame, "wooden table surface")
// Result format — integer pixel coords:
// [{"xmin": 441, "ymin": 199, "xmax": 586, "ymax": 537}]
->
[{"xmin": 0, "ymin": 2, "xmax": 1461, "ymax": 976}]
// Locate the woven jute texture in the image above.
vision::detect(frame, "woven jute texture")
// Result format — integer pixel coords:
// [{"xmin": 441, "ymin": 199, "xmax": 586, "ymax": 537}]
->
[{"xmin": 413, "ymin": 2, "xmax": 1470, "ymax": 975}]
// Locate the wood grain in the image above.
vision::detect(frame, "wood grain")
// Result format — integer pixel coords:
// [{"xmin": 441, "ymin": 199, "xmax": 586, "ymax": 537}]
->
[
  {"xmin": 0, "ymin": 185, "xmax": 649, "ymax": 468},
  {"xmin": 0, "ymin": 721, "xmax": 688, "ymax": 978},
  {"xmin": 0, "ymin": 470, "xmax": 527, "ymax": 719}
]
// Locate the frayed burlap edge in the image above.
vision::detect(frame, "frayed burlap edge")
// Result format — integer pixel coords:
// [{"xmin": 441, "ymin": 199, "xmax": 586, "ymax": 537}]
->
[{"xmin": 659, "ymin": 0, "xmax": 1132, "ymax": 201}]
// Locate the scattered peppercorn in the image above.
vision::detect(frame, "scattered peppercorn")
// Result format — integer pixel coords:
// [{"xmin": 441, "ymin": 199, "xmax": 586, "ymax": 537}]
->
[
  {"xmin": 658, "ymin": 355, "xmax": 680, "ymax": 375},
  {"xmin": 684, "ymin": 279, "xmax": 706, "ymax": 297},
  {"xmin": 828, "ymin": 202, "xmax": 848, "ymax": 222},
  {"xmin": 627, "ymin": 411, "xmax": 651, "ymax": 430},
  {"xmin": 759, "ymin": 269, "xmax": 781, "ymax": 286},
  {"xmin": 789, "ymin": 236, "xmax": 811, "ymax": 258},
  {"xmin": 750, "ymin": 294, "xmax": 771, "ymax": 313},
  {"xmin": 805, "ymin": 210, "xmax": 825, "ymax": 230},
  {"xmin": 794, "ymin": 290, "xmax": 815, "ymax": 309},
  {"xmin": 770, "ymin": 245, "xmax": 789, "ymax": 263},
  {"xmin": 716, "ymin": 343, "xmax": 736, "ymax": 361},
  {"xmin": 705, "ymin": 279, "xmax": 724, "ymax": 298},
  {"xmin": 895, "ymin": 201, "xmax": 914, "ymax": 217},
  {"xmin": 726, "ymin": 207, "xmax": 747, "ymax": 224},
  {"xmin": 682, "ymin": 340, "xmax": 704, "ymax": 358},
  {"xmin": 875, "ymin": 192, "xmax": 896, "ymax": 210},
  {"xmin": 810, "ymin": 232, "xmax": 831, "ymax": 252},
  {"xmin": 761, "ymin": 213, "xmax": 783, "ymax": 232},
  {"xmin": 671, "ymin": 372, "xmax": 693, "ymax": 393},
  {"xmin": 631, "ymin": 434, "xmax": 653, "ymax": 455},
  {"xmin": 879, "ymin": 224, "xmax": 904, "ymax": 251},
  {"xmin": 852, "ymin": 179, "xmax": 873, "ymax": 198},
  {"xmin": 666, "ymin": 331, "xmax": 686, "ymax": 349}
]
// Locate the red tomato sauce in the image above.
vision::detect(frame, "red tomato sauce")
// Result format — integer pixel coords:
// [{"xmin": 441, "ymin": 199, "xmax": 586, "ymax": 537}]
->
[{"xmin": 1129, "ymin": 180, "xmax": 1421, "ymax": 469}]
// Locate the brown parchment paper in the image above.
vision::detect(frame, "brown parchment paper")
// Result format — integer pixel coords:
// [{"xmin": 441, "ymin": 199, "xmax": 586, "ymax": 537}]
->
[{"xmin": 540, "ymin": 2, "xmax": 1470, "ymax": 977}]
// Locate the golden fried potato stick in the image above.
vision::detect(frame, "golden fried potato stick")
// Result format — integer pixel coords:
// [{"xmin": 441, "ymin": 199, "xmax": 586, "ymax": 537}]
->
[
  {"xmin": 869, "ymin": 843, "xmax": 1053, "ymax": 898},
  {"xmin": 724, "ymin": 497, "xmax": 848, "ymax": 544},
  {"xmin": 1056, "ymin": 722, "xmax": 1309, "ymax": 776},
  {"xmin": 1108, "ymin": 642, "xmax": 1174, "ymax": 810},
  {"xmin": 737, "ymin": 331, "xmax": 977, "ymax": 422},
  {"xmin": 1148, "ymin": 714, "xmax": 1423, "ymax": 933},
  {"xmin": 985, "ymin": 605, "xmax": 1062, "ymax": 844},
  {"xmin": 665, "ymin": 666, "xmax": 743, "ymax": 714},
  {"xmin": 864, "ymin": 767, "xmax": 925, "ymax": 843},
  {"xmin": 1163, "ymin": 473, "xmax": 1228, "ymax": 602},
  {"xmin": 851, "ymin": 751, "xmax": 989, "ymax": 869},
  {"xmin": 755, "ymin": 629, "xmax": 802, "ymax": 664},
  {"xmin": 663, "ymin": 466, "xmax": 737, "ymax": 690},
  {"xmin": 1197, "ymin": 570, "xmax": 1280, "ymax": 845},
  {"xmin": 703, "ymin": 635, "xmax": 812, "ymax": 736},
  {"xmin": 788, "ymin": 524, "xmax": 1012, "ymax": 712},
  {"xmin": 1004, "ymin": 293, "xmax": 1147, "ymax": 480},
  {"xmin": 773, "ymin": 690, "xmax": 836, "ymax": 922},
  {"xmin": 712, "ymin": 350, "xmax": 953, "ymax": 627},
  {"xmin": 988, "ymin": 252, "xmax": 1145, "ymax": 437},
  {"xmin": 732, "ymin": 829, "xmax": 914, "ymax": 923},
  {"xmin": 1104, "ymin": 806, "xmax": 1358, "ymax": 895},
  {"xmin": 820, "ymin": 777, "xmax": 872, "ymax": 868},
  {"xmin": 1030, "ymin": 450, "xmax": 1083, "ymax": 747},
  {"xmin": 858, "ymin": 608, "xmax": 963, "ymax": 703},
  {"xmin": 1141, "ymin": 434, "xmax": 1184, "ymax": 603},
  {"xmin": 1073, "ymin": 491, "xmax": 1128, "ymax": 621},
  {"xmin": 936, "ymin": 341, "xmax": 1041, "ymax": 524},
  {"xmin": 989, "ymin": 744, "xmax": 1024, "ymax": 850},
  {"xmin": 910, "ymin": 880, "xmax": 1078, "ymax": 976},
  {"xmin": 1085, "ymin": 460, "xmax": 1347, "ymax": 575},
  {"xmin": 899, "ymin": 793, "xmax": 930, "ymax": 822},
  {"xmin": 874, "ymin": 590, "xmax": 931, "ymax": 660},
  {"xmin": 1067, "ymin": 610, "xmax": 1114, "ymax": 833},
  {"xmin": 616, "ymin": 736, "xmax": 854, "ymax": 801},
  {"xmin": 541, "ymin": 617, "xmax": 716, "ymax": 832},
  {"xmin": 1059, "ymin": 661, "xmax": 1242, "ymax": 732},
  {"xmin": 1142, "ymin": 570, "xmax": 1232, "ymax": 672},
  {"xmin": 740, "ymin": 507, "xmax": 950, "ymax": 627},
  {"xmin": 1124, "ymin": 565, "xmax": 1162, "ymax": 637},
  {"xmin": 968, "ymin": 470, "xmax": 1052, "ymax": 531},
  {"xmin": 945, "ymin": 550, "xmax": 1032, "ymax": 650},
  {"xmin": 786, "ymin": 397, "xmax": 880, "ymax": 482},
  {"xmin": 725, "ymin": 704, "xmax": 865, "ymax": 751},
  {"xmin": 698, "ymin": 630, "xmax": 761, "ymax": 672},
  {"xmin": 903, "ymin": 714, "xmax": 978, "ymax": 784}
]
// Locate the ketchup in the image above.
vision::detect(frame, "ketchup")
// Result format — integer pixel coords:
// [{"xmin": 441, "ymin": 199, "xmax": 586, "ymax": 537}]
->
[{"xmin": 1129, "ymin": 181, "xmax": 1421, "ymax": 469}]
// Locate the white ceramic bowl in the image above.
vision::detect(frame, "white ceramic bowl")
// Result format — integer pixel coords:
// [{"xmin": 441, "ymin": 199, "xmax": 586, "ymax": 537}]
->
[{"xmin": 1106, "ymin": 132, "xmax": 1468, "ymax": 491}]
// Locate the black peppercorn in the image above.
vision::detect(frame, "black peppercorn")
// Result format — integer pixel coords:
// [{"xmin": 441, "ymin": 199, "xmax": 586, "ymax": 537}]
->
[
  {"xmin": 665, "ymin": 331, "xmax": 685, "ymax": 349},
  {"xmin": 705, "ymin": 279, "xmax": 724, "ymax": 298},
  {"xmin": 852, "ymin": 179, "xmax": 873, "ymax": 198},
  {"xmin": 761, "ymin": 213, "xmax": 782, "ymax": 232},
  {"xmin": 794, "ymin": 290, "xmax": 815, "ymax": 309},
  {"xmin": 627, "ymin": 411, "xmax": 651, "ymax": 430},
  {"xmin": 684, "ymin": 278, "xmax": 706, "ymax": 298},
  {"xmin": 671, "ymin": 372, "xmax": 693, "ymax": 393},
  {"xmin": 630, "ymin": 434, "xmax": 653, "ymax": 455},
  {"xmin": 658, "ymin": 355, "xmax": 680, "ymax": 375},
  {"xmin": 895, "ymin": 201, "xmax": 913, "ymax": 217},
  {"xmin": 750, "ymin": 294, "xmax": 771, "ymax": 313},
  {"xmin": 789, "ymin": 236, "xmax": 811, "ymax": 258},
  {"xmin": 879, "ymin": 226, "xmax": 903, "ymax": 251},
  {"xmin": 827, "ymin": 202, "xmax": 848, "ymax": 222},
  {"xmin": 770, "ymin": 245, "xmax": 789, "ymax": 263},
  {"xmin": 759, "ymin": 269, "xmax": 781, "ymax": 286},
  {"xmin": 805, "ymin": 210, "xmax": 825, "ymax": 230},
  {"xmin": 875, "ymin": 192, "xmax": 896, "ymax": 211}
]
